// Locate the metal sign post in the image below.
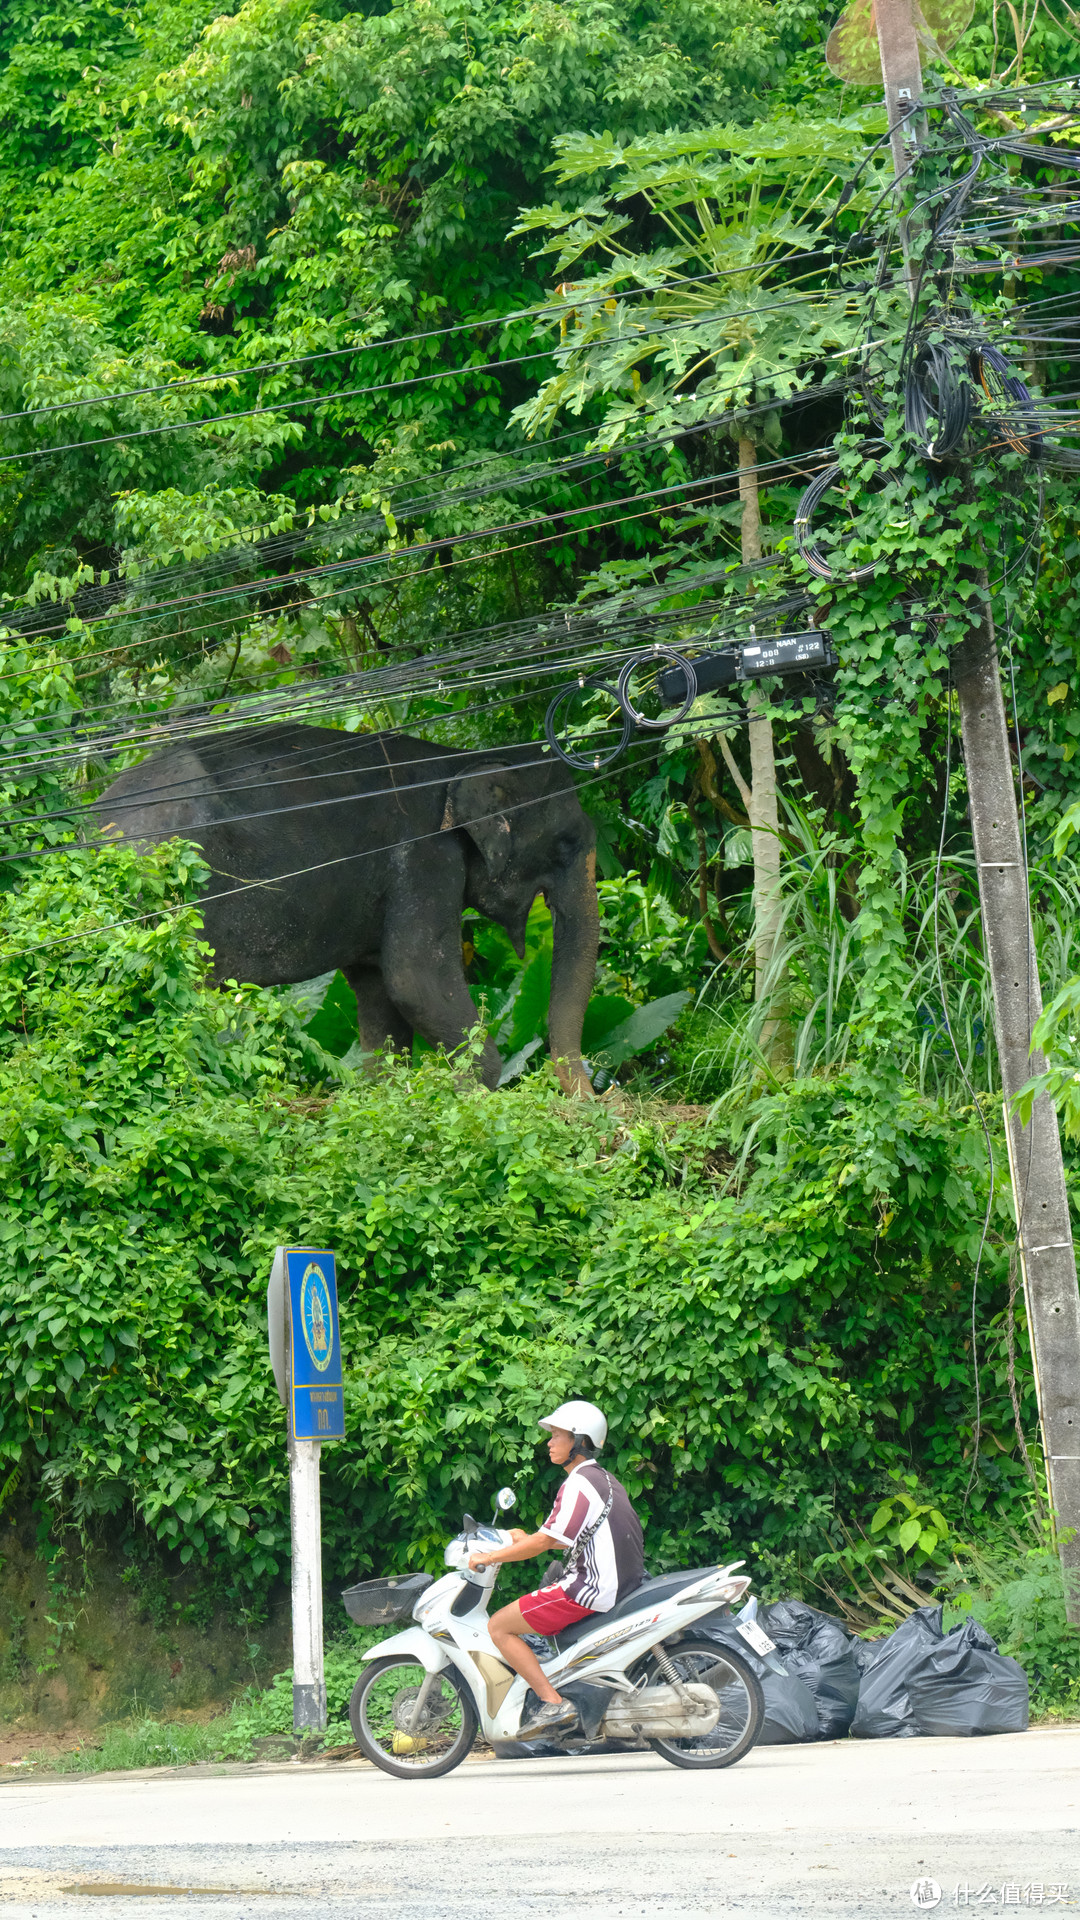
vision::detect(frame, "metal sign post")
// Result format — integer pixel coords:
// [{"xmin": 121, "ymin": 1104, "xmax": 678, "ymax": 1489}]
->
[
  {"xmin": 871, "ymin": 0, "xmax": 1080, "ymax": 1614},
  {"xmin": 268, "ymin": 1246, "xmax": 346, "ymax": 1730}
]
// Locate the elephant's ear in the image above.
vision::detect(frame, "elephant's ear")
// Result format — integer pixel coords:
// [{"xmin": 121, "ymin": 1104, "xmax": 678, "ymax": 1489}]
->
[{"xmin": 441, "ymin": 769, "xmax": 514, "ymax": 873}]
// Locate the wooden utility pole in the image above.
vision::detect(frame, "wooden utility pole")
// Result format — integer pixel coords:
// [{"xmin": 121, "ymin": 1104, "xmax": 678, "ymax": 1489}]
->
[{"xmin": 873, "ymin": 0, "xmax": 1080, "ymax": 1616}]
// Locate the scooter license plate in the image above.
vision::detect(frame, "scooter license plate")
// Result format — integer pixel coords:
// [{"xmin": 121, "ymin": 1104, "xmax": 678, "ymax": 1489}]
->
[{"xmin": 736, "ymin": 1619, "xmax": 777, "ymax": 1657}]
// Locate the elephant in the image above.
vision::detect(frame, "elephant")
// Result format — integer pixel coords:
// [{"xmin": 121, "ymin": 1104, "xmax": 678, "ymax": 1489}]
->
[{"xmin": 95, "ymin": 723, "xmax": 599, "ymax": 1092}]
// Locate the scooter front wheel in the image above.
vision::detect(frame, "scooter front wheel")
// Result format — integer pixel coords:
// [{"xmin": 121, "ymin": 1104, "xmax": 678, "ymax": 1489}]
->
[
  {"xmin": 349, "ymin": 1655, "xmax": 478, "ymax": 1780},
  {"xmin": 638, "ymin": 1636, "xmax": 764, "ymax": 1770}
]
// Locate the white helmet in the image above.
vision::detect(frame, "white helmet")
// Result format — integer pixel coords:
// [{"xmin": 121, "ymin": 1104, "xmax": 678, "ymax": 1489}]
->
[{"xmin": 539, "ymin": 1400, "xmax": 608, "ymax": 1450}]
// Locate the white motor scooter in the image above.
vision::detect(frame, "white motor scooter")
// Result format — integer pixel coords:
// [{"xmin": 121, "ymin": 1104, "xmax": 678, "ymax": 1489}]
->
[{"xmin": 343, "ymin": 1486, "xmax": 779, "ymax": 1780}]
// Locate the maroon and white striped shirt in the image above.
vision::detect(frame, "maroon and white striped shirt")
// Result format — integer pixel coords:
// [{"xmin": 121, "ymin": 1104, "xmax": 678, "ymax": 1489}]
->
[{"xmin": 542, "ymin": 1462, "xmax": 644, "ymax": 1612}]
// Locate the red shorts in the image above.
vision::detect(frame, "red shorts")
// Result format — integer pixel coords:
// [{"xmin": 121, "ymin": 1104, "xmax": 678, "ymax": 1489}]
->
[{"xmin": 517, "ymin": 1585, "xmax": 596, "ymax": 1634}]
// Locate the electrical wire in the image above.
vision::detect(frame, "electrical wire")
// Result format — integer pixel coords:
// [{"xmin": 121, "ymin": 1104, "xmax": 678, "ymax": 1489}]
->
[
  {"xmin": 0, "ymin": 533, "xmax": 823, "ymax": 783},
  {"xmin": 0, "ymin": 570, "xmax": 790, "ymax": 792},
  {"xmin": 0, "ymin": 289, "xmax": 837, "ymax": 470},
  {"xmin": 0, "ymin": 262, "xmax": 818, "ymax": 430},
  {"xmin": 0, "ymin": 432, "xmax": 839, "ymax": 668},
  {"xmin": 0, "ymin": 748, "xmax": 665, "ymax": 963},
  {"xmin": 0, "ymin": 664, "xmax": 865, "ymax": 884},
  {"xmin": 0, "ymin": 572, "xmax": 823, "ymax": 833}
]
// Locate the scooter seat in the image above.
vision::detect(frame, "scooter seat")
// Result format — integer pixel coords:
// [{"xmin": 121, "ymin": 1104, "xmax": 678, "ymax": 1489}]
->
[{"xmin": 546, "ymin": 1567, "xmax": 721, "ymax": 1654}]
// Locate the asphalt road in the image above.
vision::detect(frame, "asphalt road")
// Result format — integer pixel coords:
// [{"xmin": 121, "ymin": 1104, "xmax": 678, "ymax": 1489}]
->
[{"xmin": 0, "ymin": 1727, "xmax": 1076, "ymax": 1919}]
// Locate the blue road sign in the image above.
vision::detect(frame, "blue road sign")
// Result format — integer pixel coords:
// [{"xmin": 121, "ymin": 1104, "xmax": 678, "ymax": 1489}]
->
[{"xmin": 285, "ymin": 1248, "xmax": 344, "ymax": 1441}]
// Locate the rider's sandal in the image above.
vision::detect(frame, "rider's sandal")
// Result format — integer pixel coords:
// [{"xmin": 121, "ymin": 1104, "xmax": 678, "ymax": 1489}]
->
[{"xmin": 515, "ymin": 1698, "xmax": 578, "ymax": 1741}]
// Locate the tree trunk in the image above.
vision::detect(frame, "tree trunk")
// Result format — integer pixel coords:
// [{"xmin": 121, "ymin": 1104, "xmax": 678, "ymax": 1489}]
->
[{"xmin": 737, "ymin": 437, "xmax": 791, "ymax": 1073}]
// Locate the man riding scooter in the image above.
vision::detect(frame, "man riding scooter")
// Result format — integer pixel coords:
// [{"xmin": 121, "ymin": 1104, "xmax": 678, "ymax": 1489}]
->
[{"xmin": 467, "ymin": 1399, "xmax": 645, "ymax": 1740}]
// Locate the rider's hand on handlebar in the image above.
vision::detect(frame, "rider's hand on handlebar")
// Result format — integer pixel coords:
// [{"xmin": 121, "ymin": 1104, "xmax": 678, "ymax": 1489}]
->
[{"xmin": 467, "ymin": 1552, "xmax": 494, "ymax": 1572}]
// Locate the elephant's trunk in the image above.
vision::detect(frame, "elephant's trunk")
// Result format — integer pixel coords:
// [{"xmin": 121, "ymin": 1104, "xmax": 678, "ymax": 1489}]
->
[{"xmin": 545, "ymin": 847, "xmax": 599, "ymax": 1097}]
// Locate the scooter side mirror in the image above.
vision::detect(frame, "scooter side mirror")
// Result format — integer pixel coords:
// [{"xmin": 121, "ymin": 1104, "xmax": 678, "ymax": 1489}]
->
[
  {"xmin": 496, "ymin": 1487, "xmax": 516, "ymax": 1512},
  {"xmin": 462, "ymin": 1512, "xmax": 478, "ymax": 1533}
]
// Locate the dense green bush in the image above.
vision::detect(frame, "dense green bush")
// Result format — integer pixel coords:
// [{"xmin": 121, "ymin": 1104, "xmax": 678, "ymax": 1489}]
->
[
  {"xmin": 948, "ymin": 1545, "xmax": 1080, "ymax": 1720},
  {"xmin": 0, "ymin": 843, "xmax": 1037, "ymax": 1606}
]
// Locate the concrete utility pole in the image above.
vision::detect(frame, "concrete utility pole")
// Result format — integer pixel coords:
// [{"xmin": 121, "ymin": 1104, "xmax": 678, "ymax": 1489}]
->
[
  {"xmin": 288, "ymin": 1438, "xmax": 327, "ymax": 1729},
  {"xmin": 873, "ymin": 0, "xmax": 1080, "ymax": 1615},
  {"xmin": 267, "ymin": 1246, "xmax": 346, "ymax": 1728}
]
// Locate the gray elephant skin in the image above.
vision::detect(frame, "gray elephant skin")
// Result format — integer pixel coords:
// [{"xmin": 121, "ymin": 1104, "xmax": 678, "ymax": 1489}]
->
[{"xmin": 95, "ymin": 723, "xmax": 599, "ymax": 1092}]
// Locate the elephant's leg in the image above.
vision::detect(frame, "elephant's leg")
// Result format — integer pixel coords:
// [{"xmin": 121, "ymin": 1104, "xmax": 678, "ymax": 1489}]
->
[
  {"xmin": 342, "ymin": 963, "xmax": 413, "ymax": 1069},
  {"xmin": 380, "ymin": 845, "xmax": 502, "ymax": 1089}
]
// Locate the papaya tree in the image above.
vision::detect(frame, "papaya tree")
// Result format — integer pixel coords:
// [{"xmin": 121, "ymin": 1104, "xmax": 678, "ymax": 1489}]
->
[{"xmin": 511, "ymin": 111, "xmax": 890, "ymax": 1069}]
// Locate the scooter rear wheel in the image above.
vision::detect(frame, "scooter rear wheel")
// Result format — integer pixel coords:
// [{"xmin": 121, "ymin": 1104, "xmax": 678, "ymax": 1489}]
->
[
  {"xmin": 349, "ymin": 1655, "xmax": 478, "ymax": 1779},
  {"xmin": 637, "ymin": 1635, "xmax": 764, "ymax": 1770}
]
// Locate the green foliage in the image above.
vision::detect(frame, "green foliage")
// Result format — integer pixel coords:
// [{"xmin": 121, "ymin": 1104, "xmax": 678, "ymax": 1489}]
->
[
  {"xmin": 0, "ymin": 640, "xmax": 83, "ymax": 870},
  {"xmin": 947, "ymin": 1544, "xmax": 1080, "ymax": 1720},
  {"xmin": 299, "ymin": 970, "xmax": 363, "ymax": 1061},
  {"xmin": 463, "ymin": 887, "xmax": 691, "ymax": 1081},
  {"xmin": 0, "ymin": 841, "xmax": 332, "ymax": 1579},
  {"xmin": 28, "ymin": 1714, "xmax": 236, "ymax": 1775},
  {"xmin": 0, "ymin": 0, "xmax": 807, "ymax": 668},
  {"xmin": 868, "ymin": 1472, "xmax": 952, "ymax": 1564},
  {"xmin": 24, "ymin": 1623, "xmax": 373, "ymax": 1769},
  {"xmin": 512, "ymin": 107, "xmax": 888, "ymax": 444},
  {"xmin": 0, "ymin": 838, "xmax": 1042, "ymax": 1601},
  {"xmin": 595, "ymin": 872, "xmax": 709, "ymax": 1002},
  {"xmin": 3, "ymin": 0, "xmax": 1080, "ymax": 1721}
]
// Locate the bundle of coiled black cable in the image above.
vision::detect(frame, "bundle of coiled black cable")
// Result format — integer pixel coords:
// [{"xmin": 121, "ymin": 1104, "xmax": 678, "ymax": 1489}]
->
[
  {"xmin": 903, "ymin": 339, "xmax": 973, "ymax": 458},
  {"xmin": 794, "ymin": 461, "xmax": 879, "ymax": 583},
  {"xmin": 544, "ymin": 644, "xmax": 700, "ymax": 766},
  {"xmin": 544, "ymin": 676, "xmax": 631, "ymax": 770},
  {"xmin": 971, "ymin": 343, "xmax": 1043, "ymax": 460}
]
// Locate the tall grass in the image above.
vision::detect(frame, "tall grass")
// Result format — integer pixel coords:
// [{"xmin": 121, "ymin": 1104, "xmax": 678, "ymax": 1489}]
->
[{"xmin": 675, "ymin": 813, "xmax": 1080, "ymax": 1107}]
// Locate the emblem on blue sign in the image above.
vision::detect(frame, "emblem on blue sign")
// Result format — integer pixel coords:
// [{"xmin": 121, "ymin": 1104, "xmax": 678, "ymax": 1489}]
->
[
  {"xmin": 282, "ymin": 1247, "xmax": 345, "ymax": 1441},
  {"xmin": 301, "ymin": 1262, "xmax": 334, "ymax": 1373}
]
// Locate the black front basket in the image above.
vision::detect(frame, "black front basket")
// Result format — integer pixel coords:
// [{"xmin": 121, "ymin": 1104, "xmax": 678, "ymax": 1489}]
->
[{"xmin": 341, "ymin": 1571, "xmax": 433, "ymax": 1627}]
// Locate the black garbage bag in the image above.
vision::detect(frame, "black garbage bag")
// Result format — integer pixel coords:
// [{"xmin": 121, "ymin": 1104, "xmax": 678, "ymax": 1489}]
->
[
  {"xmin": 852, "ymin": 1604, "xmax": 1029, "ymax": 1739},
  {"xmin": 761, "ymin": 1600, "xmax": 862, "ymax": 1740},
  {"xmin": 851, "ymin": 1606, "xmax": 944, "ymax": 1738},
  {"xmin": 907, "ymin": 1615, "xmax": 1029, "ymax": 1736},
  {"xmin": 759, "ymin": 1671, "xmax": 820, "ymax": 1744},
  {"xmin": 696, "ymin": 1612, "xmax": 820, "ymax": 1744},
  {"xmin": 853, "ymin": 1634, "xmax": 885, "ymax": 1674}
]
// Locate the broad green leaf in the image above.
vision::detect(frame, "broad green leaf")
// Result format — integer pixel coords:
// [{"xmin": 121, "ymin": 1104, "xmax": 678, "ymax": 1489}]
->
[
  {"xmin": 897, "ymin": 1517, "xmax": 922, "ymax": 1554},
  {"xmin": 582, "ymin": 995, "xmax": 636, "ymax": 1051},
  {"xmin": 302, "ymin": 972, "xmax": 360, "ymax": 1058},
  {"xmin": 592, "ymin": 991, "xmax": 689, "ymax": 1069}
]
